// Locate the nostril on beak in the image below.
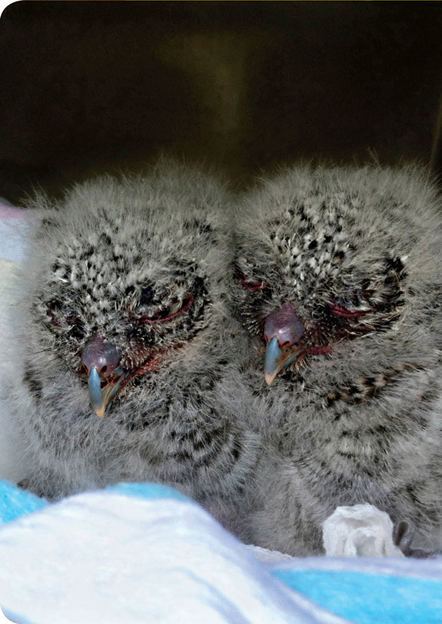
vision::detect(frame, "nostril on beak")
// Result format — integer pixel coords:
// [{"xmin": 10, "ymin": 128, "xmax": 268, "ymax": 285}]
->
[
  {"xmin": 264, "ymin": 302, "xmax": 304, "ymax": 348},
  {"xmin": 81, "ymin": 334, "xmax": 121, "ymax": 378}
]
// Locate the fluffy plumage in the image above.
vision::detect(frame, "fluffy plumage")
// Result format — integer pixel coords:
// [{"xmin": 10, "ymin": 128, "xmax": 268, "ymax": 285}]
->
[
  {"xmin": 232, "ymin": 164, "xmax": 442, "ymax": 556},
  {"xmin": 5, "ymin": 160, "xmax": 259, "ymax": 534}
]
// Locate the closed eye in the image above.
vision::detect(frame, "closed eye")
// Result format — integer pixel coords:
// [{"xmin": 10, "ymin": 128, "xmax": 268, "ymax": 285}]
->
[
  {"xmin": 136, "ymin": 294, "xmax": 194, "ymax": 324},
  {"xmin": 241, "ymin": 279, "xmax": 271, "ymax": 291},
  {"xmin": 237, "ymin": 271, "xmax": 271, "ymax": 291},
  {"xmin": 47, "ymin": 301, "xmax": 78, "ymax": 325},
  {"xmin": 329, "ymin": 305, "xmax": 370, "ymax": 318},
  {"xmin": 46, "ymin": 301, "xmax": 85, "ymax": 339}
]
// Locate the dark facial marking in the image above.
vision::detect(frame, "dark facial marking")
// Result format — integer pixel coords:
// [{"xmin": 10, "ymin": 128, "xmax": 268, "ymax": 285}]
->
[{"xmin": 23, "ymin": 365, "xmax": 43, "ymax": 402}]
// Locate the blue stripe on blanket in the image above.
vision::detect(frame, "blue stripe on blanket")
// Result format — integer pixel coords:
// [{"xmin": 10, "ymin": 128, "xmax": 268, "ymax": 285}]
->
[
  {"xmin": 272, "ymin": 569, "xmax": 442, "ymax": 624},
  {"xmin": 0, "ymin": 481, "xmax": 189, "ymax": 525},
  {"xmin": 0, "ymin": 480, "xmax": 48, "ymax": 523},
  {"xmin": 106, "ymin": 481, "xmax": 191, "ymax": 502}
]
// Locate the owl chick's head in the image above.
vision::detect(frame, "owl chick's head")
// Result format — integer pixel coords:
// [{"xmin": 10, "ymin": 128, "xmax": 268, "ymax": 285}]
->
[
  {"xmin": 233, "ymin": 164, "xmax": 442, "ymax": 391},
  {"xmin": 21, "ymin": 160, "xmax": 231, "ymax": 417}
]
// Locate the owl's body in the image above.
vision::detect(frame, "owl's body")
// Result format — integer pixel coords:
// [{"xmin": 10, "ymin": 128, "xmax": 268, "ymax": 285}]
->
[
  {"xmin": 233, "ymin": 164, "xmax": 442, "ymax": 555},
  {"xmin": 4, "ymin": 161, "xmax": 259, "ymax": 535}
]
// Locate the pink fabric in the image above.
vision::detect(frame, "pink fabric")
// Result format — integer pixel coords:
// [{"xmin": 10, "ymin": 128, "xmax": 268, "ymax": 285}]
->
[{"xmin": 0, "ymin": 203, "xmax": 27, "ymax": 219}]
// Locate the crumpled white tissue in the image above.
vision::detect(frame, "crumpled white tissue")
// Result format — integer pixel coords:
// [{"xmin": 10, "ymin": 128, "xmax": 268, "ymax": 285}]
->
[{"xmin": 322, "ymin": 503, "xmax": 405, "ymax": 557}]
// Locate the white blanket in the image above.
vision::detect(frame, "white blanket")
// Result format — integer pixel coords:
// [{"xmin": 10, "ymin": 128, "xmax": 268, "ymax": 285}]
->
[{"xmin": 0, "ymin": 485, "xmax": 347, "ymax": 624}]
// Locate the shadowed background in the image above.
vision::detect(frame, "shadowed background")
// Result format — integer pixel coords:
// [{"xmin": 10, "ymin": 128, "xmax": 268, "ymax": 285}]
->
[{"xmin": 1, "ymin": 1, "xmax": 442, "ymax": 202}]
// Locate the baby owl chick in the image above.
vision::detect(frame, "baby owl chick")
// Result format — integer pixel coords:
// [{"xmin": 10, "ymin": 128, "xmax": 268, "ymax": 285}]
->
[
  {"xmin": 4, "ymin": 160, "xmax": 259, "ymax": 534},
  {"xmin": 232, "ymin": 164, "xmax": 442, "ymax": 556}
]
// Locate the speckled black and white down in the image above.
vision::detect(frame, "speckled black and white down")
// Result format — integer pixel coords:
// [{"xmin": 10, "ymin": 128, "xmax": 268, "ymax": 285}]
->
[
  {"xmin": 231, "ymin": 164, "xmax": 442, "ymax": 556},
  {"xmin": 4, "ymin": 160, "xmax": 260, "ymax": 536}
]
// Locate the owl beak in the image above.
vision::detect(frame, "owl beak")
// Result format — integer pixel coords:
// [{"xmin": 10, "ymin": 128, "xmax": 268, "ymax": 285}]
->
[
  {"xmin": 264, "ymin": 302, "xmax": 305, "ymax": 385},
  {"xmin": 87, "ymin": 366, "xmax": 129, "ymax": 418},
  {"xmin": 81, "ymin": 334, "xmax": 128, "ymax": 418},
  {"xmin": 264, "ymin": 338, "xmax": 303, "ymax": 385}
]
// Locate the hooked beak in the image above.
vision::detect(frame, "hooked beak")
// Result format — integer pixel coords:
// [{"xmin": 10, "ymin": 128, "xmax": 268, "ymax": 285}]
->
[
  {"xmin": 264, "ymin": 337, "xmax": 305, "ymax": 386},
  {"xmin": 82, "ymin": 334, "xmax": 128, "ymax": 418},
  {"xmin": 263, "ymin": 302, "xmax": 305, "ymax": 386},
  {"xmin": 87, "ymin": 365, "xmax": 129, "ymax": 418}
]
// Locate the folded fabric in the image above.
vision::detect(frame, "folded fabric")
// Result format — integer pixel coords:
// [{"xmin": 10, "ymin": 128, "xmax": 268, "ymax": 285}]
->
[
  {"xmin": 0, "ymin": 480, "xmax": 441, "ymax": 624},
  {"xmin": 271, "ymin": 557, "xmax": 442, "ymax": 624},
  {"xmin": 0, "ymin": 481, "xmax": 348, "ymax": 624},
  {"xmin": 0, "ymin": 480, "xmax": 48, "ymax": 524}
]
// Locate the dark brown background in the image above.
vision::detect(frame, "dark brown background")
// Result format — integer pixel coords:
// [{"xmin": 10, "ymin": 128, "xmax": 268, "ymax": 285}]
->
[{"xmin": 1, "ymin": 1, "xmax": 442, "ymax": 203}]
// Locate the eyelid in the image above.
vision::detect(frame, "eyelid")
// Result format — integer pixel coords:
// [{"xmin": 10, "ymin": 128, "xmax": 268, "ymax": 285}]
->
[
  {"xmin": 329, "ymin": 305, "xmax": 369, "ymax": 318},
  {"xmin": 136, "ymin": 294, "xmax": 194, "ymax": 324},
  {"xmin": 239, "ymin": 277, "xmax": 271, "ymax": 291},
  {"xmin": 46, "ymin": 301, "xmax": 78, "ymax": 325}
]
